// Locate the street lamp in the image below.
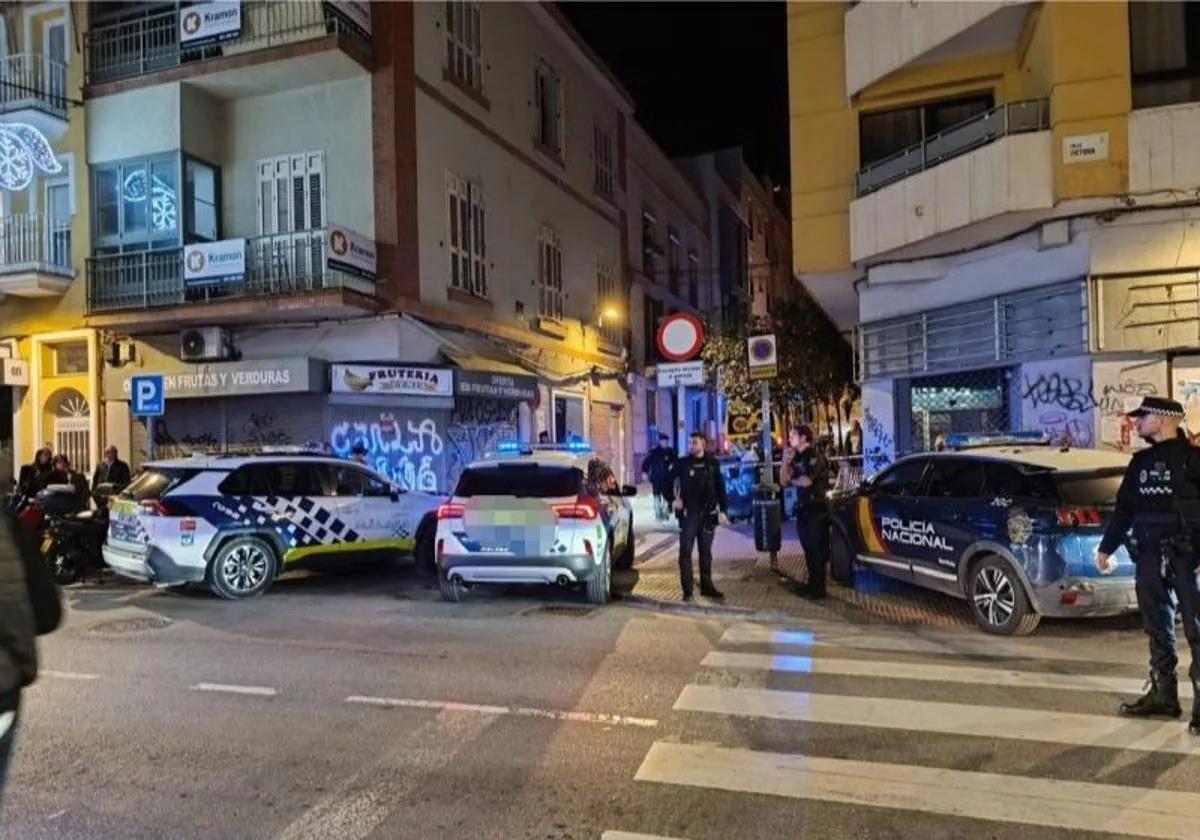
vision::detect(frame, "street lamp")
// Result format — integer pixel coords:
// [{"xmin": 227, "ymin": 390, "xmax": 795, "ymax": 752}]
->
[{"xmin": 598, "ymin": 303, "xmax": 622, "ymax": 329}]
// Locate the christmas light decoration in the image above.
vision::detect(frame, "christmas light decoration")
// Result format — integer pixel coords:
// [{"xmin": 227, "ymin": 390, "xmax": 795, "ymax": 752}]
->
[{"xmin": 0, "ymin": 122, "xmax": 62, "ymax": 191}]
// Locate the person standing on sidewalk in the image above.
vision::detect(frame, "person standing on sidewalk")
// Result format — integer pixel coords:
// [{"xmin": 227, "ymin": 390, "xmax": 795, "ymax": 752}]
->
[
  {"xmin": 641, "ymin": 433, "xmax": 677, "ymax": 524},
  {"xmin": 1, "ymin": 511, "xmax": 62, "ymax": 801},
  {"xmin": 788, "ymin": 425, "xmax": 832, "ymax": 599},
  {"xmin": 670, "ymin": 432, "xmax": 729, "ymax": 601}
]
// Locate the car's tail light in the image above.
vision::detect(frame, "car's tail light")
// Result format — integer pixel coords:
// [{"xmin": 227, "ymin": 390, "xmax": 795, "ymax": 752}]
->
[
  {"xmin": 1061, "ymin": 591, "xmax": 1079, "ymax": 606},
  {"xmin": 1056, "ymin": 506, "xmax": 1102, "ymax": 527},
  {"xmin": 140, "ymin": 499, "xmax": 191, "ymax": 517},
  {"xmin": 437, "ymin": 503, "xmax": 465, "ymax": 520},
  {"xmin": 552, "ymin": 498, "xmax": 600, "ymax": 520}
]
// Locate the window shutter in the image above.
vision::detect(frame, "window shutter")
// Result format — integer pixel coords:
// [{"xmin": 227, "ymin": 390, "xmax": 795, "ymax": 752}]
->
[{"xmin": 306, "ymin": 151, "xmax": 325, "ymax": 231}]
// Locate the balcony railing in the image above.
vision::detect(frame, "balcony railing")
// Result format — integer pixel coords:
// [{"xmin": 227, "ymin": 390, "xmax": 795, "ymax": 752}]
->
[
  {"xmin": 856, "ymin": 99, "xmax": 1050, "ymax": 197},
  {"xmin": 86, "ymin": 230, "xmax": 376, "ymax": 314},
  {"xmin": 85, "ymin": 1, "xmax": 371, "ymax": 86},
  {"xmin": 0, "ymin": 212, "xmax": 72, "ymax": 277},
  {"xmin": 0, "ymin": 54, "xmax": 68, "ymax": 119}
]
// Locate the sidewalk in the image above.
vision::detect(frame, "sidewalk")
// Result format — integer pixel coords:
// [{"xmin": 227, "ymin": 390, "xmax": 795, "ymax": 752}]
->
[{"xmin": 623, "ymin": 488, "xmax": 974, "ymax": 628}]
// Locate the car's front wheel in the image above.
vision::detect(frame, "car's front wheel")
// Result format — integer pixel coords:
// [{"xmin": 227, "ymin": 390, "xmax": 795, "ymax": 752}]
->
[
  {"xmin": 586, "ymin": 547, "xmax": 612, "ymax": 605},
  {"xmin": 968, "ymin": 555, "xmax": 1040, "ymax": 636},
  {"xmin": 829, "ymin": 527, "xmax": 855, "ymax": 585},
  {"xmin": 208, "ymin": 536, "xmax": 277, "ymax": 600}
]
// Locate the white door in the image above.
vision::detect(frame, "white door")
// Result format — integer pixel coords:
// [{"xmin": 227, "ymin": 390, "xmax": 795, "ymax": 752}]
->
[
  {"xmin": 255, "ymin": 152, "xmax": 326, "ymax": 290},
  {"xmin": 45, "ymin": 21, "xmax": 67, "ymax": 107}
]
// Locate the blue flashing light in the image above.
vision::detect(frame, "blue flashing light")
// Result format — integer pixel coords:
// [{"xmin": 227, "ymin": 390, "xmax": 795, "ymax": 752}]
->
[
  {"xmin": 496, "ymin": 441, "xmax": 524, "ymax": 453},
  {"xmin": 564, "ymin": 440, "xmax": 593, "ymax": 453},
  {"xmin": 944, "ymin": 431, "xmax": 1049, "ymax": 450}
]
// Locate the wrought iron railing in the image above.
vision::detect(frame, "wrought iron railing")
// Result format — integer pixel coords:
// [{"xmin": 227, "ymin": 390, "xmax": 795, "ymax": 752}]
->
[
  {"xmin": 0, "ymin": 212, "xmax": 72, "ymax": 277},
  {"xmin": 856, "ymin": 99, "xmax": 1050, "ymax": 197},
  {"xmin": 85, "ymin": 1, "xmax": 371, "ymax": 85},
  {"xmin": 0, "ymin": 53, "xmax": 68, "ymax": 119},
  {"xmin": 86, "ymin": 230, "xmax": 375, "ymax": 313}
]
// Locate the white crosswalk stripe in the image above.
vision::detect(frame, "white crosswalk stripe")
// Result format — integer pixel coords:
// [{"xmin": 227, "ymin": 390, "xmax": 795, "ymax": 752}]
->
[{"xmin": 612, "ymin": 621, "xmax": 1200, "ymax": 839}]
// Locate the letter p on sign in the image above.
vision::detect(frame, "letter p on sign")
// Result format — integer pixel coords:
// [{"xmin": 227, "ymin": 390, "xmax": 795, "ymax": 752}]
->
[{"xmin": 131, "ymin": 374, "xmax": 165, "ymax": 417}]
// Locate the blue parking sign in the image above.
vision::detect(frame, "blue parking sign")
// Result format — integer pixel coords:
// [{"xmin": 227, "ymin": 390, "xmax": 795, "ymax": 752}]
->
[{"xmin": 131, "ymin": 374, "xmax": 165, "ymax": 417}]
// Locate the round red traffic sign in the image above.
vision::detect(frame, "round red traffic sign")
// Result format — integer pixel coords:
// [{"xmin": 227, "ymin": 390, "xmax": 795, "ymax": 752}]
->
[{"xmin": 656, "ymin": 314, "xmax": 704, "ymax": 362}]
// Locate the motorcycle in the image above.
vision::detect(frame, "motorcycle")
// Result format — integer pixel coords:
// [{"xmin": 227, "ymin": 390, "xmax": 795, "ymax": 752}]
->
[{"xmin": 38, "ymin": 483, "xmax": 117, "ymax": 585}]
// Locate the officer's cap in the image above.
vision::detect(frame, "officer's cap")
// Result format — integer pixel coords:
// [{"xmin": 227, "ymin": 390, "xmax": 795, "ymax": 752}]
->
[{"xmin": 1126, "ymin": 396, "xmax": 1186, "ymax": 419}]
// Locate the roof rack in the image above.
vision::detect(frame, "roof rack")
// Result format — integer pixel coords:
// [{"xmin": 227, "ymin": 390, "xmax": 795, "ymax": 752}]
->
[{"xmin": 944, "ymin": 432, "xmax": 1050, "ymax": 451}]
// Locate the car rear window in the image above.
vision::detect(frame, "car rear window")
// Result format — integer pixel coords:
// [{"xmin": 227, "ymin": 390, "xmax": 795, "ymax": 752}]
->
[
  {"xmin": 455, "ymin": 465, "xmax": 581, "ymax": 498},
  {"xmin": 1049, "ymin": 469, "xmax": 1125, "ymax": 505},
  {"xmin": 121, "ymin": 469, "xmax": 201, "ymax": 502}
]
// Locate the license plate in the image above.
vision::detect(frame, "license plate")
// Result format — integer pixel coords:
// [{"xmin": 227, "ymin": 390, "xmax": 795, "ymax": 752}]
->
[{"xmin": 41, "ymin": 536, "xmax": 52, "ymax": 554}]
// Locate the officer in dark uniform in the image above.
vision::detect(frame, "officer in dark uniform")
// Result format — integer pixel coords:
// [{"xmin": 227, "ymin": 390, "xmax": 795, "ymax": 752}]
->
[
  {"xmin": 669, "ymin": 432, "xmax": 729, "ymax": 602},
  {"xmin": 788, "ymin": 425, "xmax": 833, "ymax": 599},
  {"xmin": 1097, "ymin": 396, "xmax": 1200, "ymax": 734}
]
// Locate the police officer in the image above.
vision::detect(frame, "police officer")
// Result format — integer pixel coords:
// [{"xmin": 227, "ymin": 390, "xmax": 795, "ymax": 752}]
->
[
  {"xmin": 1097, "ymin": 396, "xmax": 1200, "ymax": 734},
  {"xmin": 788, "ymin": 425, "xmax": 833, "ymax": 599},
  {"xmin": 670, "ymin": 432, "xmax": 729, "ymax": 601}
]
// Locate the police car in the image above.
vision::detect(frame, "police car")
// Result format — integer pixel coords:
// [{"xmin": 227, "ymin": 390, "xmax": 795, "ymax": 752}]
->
[
  {"xmin": 828, "ymin": 434, "xmax": 1136, "ymax": 635},
  {"xmin": 102, "ymin": 454, "xmax": 442, "ymax": 599},
  {"xmin": 433, "ymin": 442, "xmax": 636, "ymax": 604}
]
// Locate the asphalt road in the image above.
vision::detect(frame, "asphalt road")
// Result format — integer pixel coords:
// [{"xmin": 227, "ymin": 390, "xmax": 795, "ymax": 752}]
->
[{"xmin": 2, "ymin": 555, "xmax": 1197, "ymax": 840}]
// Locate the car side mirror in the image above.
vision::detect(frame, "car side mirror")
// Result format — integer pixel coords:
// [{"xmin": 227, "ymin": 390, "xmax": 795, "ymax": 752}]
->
[{"xmin": 620, "ymin": 484, "xmax": 638, "ymax": 497}]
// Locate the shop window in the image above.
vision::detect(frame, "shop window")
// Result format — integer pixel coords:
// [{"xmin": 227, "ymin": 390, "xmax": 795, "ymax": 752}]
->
[{"xmin": 859, "ymin": 94, "xmax": 993, "ymax": 168}]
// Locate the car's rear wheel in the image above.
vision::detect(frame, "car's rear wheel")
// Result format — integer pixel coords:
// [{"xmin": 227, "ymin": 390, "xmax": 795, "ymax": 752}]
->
[
  {"xmin": 438, "ymin": 568, "xmax": 469, "ymax": 603},
  {"xmin": 414, "ymin": 518, "xmax": 436, "ymax": 576},
  {"xmin": 615, "ymin": 524, "xmax": 635, "ymax": 570},
  {"xmin": 208, "ymin": 536, "xmax": 277, "ymax": 600},
  {"xmin": 586, "ymin": 547, "xmax": 612, "ymax": 605},
  {"xmin": 829, "ymin": 527, "xmax": 855, "ymax": 585},
  {"xmin": 968, "ymin": 555, "xmax": 1040, "ymax": 636}
]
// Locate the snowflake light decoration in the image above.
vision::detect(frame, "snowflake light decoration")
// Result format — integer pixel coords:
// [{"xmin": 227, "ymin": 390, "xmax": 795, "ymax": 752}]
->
[
  {"xmin": 0, "ymin": 122, "xmax": 62, "ymax": 191},
  {"xmin": 122, "ymin": 169, "xmax": 177, "ymax": 232}
]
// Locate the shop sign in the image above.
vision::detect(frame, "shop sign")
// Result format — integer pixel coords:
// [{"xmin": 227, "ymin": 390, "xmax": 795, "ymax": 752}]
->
[
  {"xmin": 324, "ymin": 1, "xmax": 371, "ymax": 35},
  {"xmin": 327, "ymin": 225, "xmax": 377, "ymax": 281},
  {"xmin": 184, "ymin": 239, "xmax": 245, "ymax": 287},
  {"xmin": 180, "ymin": 1, "xmax": 241, "ymax": 47},
  {"xmin": 456, "ymin": 370, "xmax": 538, "ymax": 402},
  {"xmin": 106, "ymin": 358, "xmax": 322, "ymax": 400},
  {"xmin": 0, "ymin": 359, "xmax": 29, "ymax": 386},
  {"xmin": 333, "ymin": 364, "xmax": 453, "ymax": 398}
]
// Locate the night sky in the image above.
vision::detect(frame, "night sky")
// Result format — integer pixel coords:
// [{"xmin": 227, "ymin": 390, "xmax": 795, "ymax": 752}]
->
[{"xmin": 558, "ymin": 2, "xmax": 789, "ymax": 191}]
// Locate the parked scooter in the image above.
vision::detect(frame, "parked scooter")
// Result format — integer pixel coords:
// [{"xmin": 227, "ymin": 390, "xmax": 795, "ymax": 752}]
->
[{"xmin": 39, "ymin": 483, "xmax": 116, "ymax": 585}]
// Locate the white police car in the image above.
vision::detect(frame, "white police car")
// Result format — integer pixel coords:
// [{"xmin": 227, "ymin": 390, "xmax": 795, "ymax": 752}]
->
[
  {"xmin": 103, "ymin": 454, "xmax": 442, "ymax": 599},
  {"xmin": 434, "ymin": 442, "xmax": 636, "ymax": 604}
]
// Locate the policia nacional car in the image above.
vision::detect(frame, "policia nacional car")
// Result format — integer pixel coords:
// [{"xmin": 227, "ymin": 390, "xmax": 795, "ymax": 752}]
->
[
  {"xmin": 828, "ymin": 434, "xmax": 1136, "ymax": 635},
  {"xmin": 103, "ymin": 454, "xmax": 442, "ymax": 598}
]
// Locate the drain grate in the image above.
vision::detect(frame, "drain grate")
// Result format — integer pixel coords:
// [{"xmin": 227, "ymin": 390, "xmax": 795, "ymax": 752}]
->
[
  {"xmin": 522, "ymin": 604, "xmax": 596, "ymax": 618},
  {"xmin": 88, "ymin": 616, "xmax": 173, "ymax": 636}
]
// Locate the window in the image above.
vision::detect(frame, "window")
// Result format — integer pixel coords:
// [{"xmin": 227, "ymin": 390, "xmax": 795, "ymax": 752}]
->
[
  {"xmin": 220, "ymin": 463, "xmax": 325, "ymax": 497},
  {"xmin": 45, "ymin": 19, "xmax": 68, "ymax": 105},
  {"xmin": 445, "ymin": 1, "xmax": 483, "ymax": 92},
  {"xmin": 687, "ymin": 251, "xmax": 699, "ymax": 307},
  {"xmin": 447, "ymin": 173, "xmax": 487, "ymax": 297},
  {"xmin": 534, "ymin": 60, "xmax": 563, "ymax": 157},
  {"xmin": 858, "ymin": 94, "xmax": 993, "ymax": 168},
  {"xmin": 667, "ymin": 231, "xmax": 681, "ymax": 297},
  {"xmin": 641, "ymin": 208, "xmax": 657, "ymax": 278},
  {"xmin": 553, "ymin": 393, "xmax": 586, "ymax": 443},
  {"xmin": 869, "ymin": 458, "xmax": 928, "ymax": 497},
  {"xmin": 53, "ymin": 342, "xmax": 88, "ymax": 375},
  {"xmin": 597, "ymin": 261, "xmax": 619, "ymax": 343},
  {"xmin": 537, "ymin": 225, "xmax": 563, "ymax": 320},
  {"xmin": 593, "ymin": 123, "xmax": 614, "ymax": 200},
  {"xmin": 330, "ymin": 464, "xmax": 392, "ymax": 498},
  {"xmin": 45, "ymin": 180, "xmax": 71, "ymax": 268},
  {"xmin": 455, "ymin": 465, "xmax": 581, "ymax": 498},
  {"xmin": 1130, "ymin": 1, "xmax": 1200, "ymax": 108},
  {"xmin": 91, "ymin": 155, "xmax": 179, "ymax": 250},
  {"xmin": 644, "ymin": 294, "xmax": 664, "ymax": 363},
  {"xmin": 923, "ymin": 458, "xmax": 986, "ymax": 498},
  {"xmin": 256, "ymin": 152, "xmax": 325, "ymax": 236},
  {"xmin": 185, "ymin": 158, "xmax": 217, "ymax": 243}
]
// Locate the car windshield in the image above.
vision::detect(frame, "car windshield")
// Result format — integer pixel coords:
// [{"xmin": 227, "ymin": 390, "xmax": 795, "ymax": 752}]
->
[
  {"xmin": 455, "ymin": 465, "xmax": 581, "ymax": 498},
  {"xmin": 121, "ymin": 468, "xmax": 200, "ymax": 502},
  {"xmin": 1049, "ymin": 469, "xmax": 1125, "ymax": 505}
]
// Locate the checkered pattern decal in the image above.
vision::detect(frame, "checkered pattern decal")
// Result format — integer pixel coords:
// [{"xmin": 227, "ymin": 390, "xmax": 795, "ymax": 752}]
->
[{"xmin": 228, "ymin": 496, "xmax": 361, "ymax": 550}]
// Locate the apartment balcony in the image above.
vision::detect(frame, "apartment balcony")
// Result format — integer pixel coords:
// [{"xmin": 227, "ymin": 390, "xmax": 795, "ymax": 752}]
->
[
  {"xmin": 0, "ymin": 212, "xmax": 73, "ymax": 297},
  {"xmin": 85, "ymin": 230, "xmax": 379, "ymax": 332},
  {"xmin": 850, "ymin": 100, "xmax": 1052, "ymax": 264},
  {"xmin": 0, "ymin": 54, "xmax": 70, "ymax": 140},
  {"xmin": 85, "ymin": 1, "xmax": 371, "ymax": 98}
]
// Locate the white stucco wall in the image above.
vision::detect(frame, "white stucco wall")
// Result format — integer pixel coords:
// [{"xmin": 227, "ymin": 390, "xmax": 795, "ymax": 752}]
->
[{"xmin": 87, "ymin": 83, "xmax": 181, "ymax": 163}]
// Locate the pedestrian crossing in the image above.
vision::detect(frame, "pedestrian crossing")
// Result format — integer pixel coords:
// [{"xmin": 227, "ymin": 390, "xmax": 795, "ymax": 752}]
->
[{"xmin": 614, "ymin": 621, "xmax": 1200, "ymax": 839}]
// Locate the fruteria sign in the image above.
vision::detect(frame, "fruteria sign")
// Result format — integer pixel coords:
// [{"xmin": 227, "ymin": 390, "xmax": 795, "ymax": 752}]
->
[
  {"xmin": 327, "ymin": 225, "xmax": 377, "ymax": 281},
  {"xmin": 179, "ymin": 2, "xmax": 242, "ymax": 47},
  {"xmin": 657, "ymin": 361, "xmax": 705, "ymax": 388},
  {"xmin": 333, "ymin": 364, "xmax": 454, "ymax": 398},
  {"xmin": 184, "ymin": 239, "xmax": 245, "ymax": 287},
  {"xmin": 747, "ymin": 334, "xmax": 778, "ymax": 381},
  {"xmin": 656, "ymin": 313, "xmax": 704, "ymax": 362}
]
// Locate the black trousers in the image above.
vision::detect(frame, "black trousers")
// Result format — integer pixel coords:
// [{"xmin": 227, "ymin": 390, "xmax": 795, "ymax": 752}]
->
[
  {"xmin": 1135, "ymin": 541, "xmax": 1200, "ymax": 684},
  {"xmin": 797, "ymin": 503, "xmax": 830, "ymax": 595},
  {"xmin": 678, "ymin": 510, "xmax": 715, "ymax": 595}
]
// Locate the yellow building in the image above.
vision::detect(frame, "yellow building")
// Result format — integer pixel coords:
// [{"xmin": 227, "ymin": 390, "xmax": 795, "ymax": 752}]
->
[
  {"xmin": 0, "ymin": 2, "xmax": 96, "ymax": 489},
  {"xmin": 791, "ymin": 0, "xmax": 1200, "ymax": 463}
]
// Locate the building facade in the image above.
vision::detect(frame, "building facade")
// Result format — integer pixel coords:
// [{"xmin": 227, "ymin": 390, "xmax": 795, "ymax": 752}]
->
[
  {"xmin": 0, "ymin": 2, "xmax": 96, "ymax": 488},
  {"xmin": 790, "ymin": 0, "xmax": 1200, "ymax": 471}
]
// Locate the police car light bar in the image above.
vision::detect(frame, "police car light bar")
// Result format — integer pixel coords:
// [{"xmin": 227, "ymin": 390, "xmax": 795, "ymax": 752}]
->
[
  {"xmin": 944, "ymin": 432, "xmax": 1050, "ymax": 450},
  {"xmin": 492, "ymin": 440, "xmax": 594, "ymax": 456}
]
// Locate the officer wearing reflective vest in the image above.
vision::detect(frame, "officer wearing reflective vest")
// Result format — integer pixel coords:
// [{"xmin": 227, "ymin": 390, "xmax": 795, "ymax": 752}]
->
[{"xmin": 1097, "ymin": 396, "xmax": 1200, "ymax": 734}]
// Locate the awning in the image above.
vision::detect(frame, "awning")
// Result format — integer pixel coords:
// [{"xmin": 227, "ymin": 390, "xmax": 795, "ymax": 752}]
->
[{"xmin": 403, "ymin": 315, "xmax": 541, "ymax": 401}]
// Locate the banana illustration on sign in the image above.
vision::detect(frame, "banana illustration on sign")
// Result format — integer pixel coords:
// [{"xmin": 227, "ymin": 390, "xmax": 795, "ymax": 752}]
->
[{"xmin": 343, "ymin": 368, "xmax": 372, "ymax": 392}]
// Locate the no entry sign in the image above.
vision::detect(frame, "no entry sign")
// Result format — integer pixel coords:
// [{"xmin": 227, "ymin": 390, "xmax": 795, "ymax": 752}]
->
[{"xmin": 656, "ymin": 313, "xmax": 704, "ymax": 362}]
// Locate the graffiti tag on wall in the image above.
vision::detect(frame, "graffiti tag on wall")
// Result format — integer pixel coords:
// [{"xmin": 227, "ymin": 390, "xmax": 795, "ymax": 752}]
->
[
  {"xmin": 330, "ymin": 414, "xmax": 443, "ymax": 493},
  {"xmin": 446, "ymin": 399, "xmax": 518, "ymax": 491},
  {"xmin": 1019, "ymin": 359, "xmax": 1097, "ymax": 449},
  {"xmin": 862, "ymin": 407, "xmax": 894, "ymax": 473}
]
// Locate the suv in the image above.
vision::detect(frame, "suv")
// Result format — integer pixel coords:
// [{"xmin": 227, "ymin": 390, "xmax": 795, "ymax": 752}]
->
[
  {"xmin": 828, "ymin": 439, "xmax": 1135, "ymax": 635},
  {"xmin": 103, "ymin": 454, "xmax": 442, "ymax": 599},
  {"xmin": 434, "ymin": 444, "xmax": 636, "ymax": 604}
]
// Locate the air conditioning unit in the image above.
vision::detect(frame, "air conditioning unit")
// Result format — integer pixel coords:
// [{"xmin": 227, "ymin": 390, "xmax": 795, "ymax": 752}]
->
[{"xmin": 180, "ymin": 327, "xmax": 233, "ymax": 362}]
